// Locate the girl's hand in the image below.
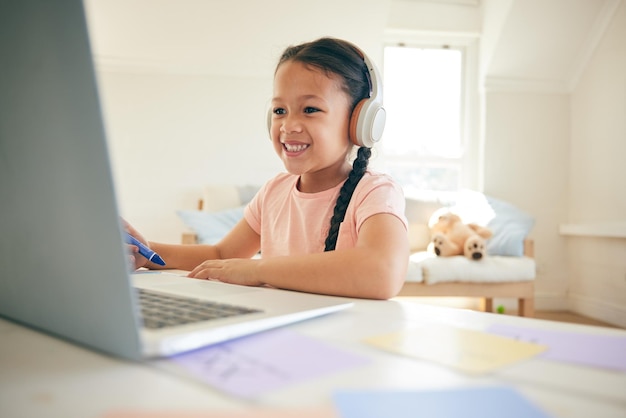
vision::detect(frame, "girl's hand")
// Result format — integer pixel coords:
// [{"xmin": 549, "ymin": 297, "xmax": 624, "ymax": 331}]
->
[
  {"xmin": 121, "ymin": 219, "xmax": 149, "ymax": 270},
  {"xmin": 187, "ymin": 258, "xmax": 263, "ymax": 287}
]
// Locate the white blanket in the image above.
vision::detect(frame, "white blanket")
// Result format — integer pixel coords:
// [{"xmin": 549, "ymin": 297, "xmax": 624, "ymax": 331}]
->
[{"xmin": 406, "ymin": 252, "xmax": 536, "ymax": 284}]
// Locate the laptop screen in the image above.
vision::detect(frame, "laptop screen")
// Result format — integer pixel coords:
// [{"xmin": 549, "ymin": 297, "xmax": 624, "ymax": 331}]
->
[{"xmin": 0, "ymin": 1, "xmax": 142, "ymax": 359}]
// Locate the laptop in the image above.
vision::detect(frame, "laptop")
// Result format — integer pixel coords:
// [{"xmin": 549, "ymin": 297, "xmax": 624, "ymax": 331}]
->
[{"xmin": 0, "ymin": 1, "xmax": 353, "ymax": 360}]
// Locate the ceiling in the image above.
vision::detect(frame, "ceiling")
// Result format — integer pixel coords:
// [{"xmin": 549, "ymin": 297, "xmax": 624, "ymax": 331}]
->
[
  {"xmin": 83, "ymin": 0, "xmax": 391, "ymax": 78},
  {"xmin": 483, "ymin": 0, "xmax": 621, "ymax": 92},
  {"xmin": 84, "ymin": 0, "xmax": 622, "ymax": 92}
]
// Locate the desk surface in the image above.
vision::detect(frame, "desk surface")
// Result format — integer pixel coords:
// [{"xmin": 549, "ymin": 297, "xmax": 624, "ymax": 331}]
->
[{"xmin": 1, "ymin": 298, "xmax": 625, "ymax": 418}]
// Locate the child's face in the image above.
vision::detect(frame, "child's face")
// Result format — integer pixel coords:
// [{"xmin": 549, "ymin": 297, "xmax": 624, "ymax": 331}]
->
[{"xmin": 270, "ymin": 61, "xmax": 353, "ymax": 190}]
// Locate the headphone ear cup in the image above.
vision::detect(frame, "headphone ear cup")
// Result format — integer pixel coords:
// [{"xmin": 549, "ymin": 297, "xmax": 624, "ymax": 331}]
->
[
  {"xmin": 349, "ymin": 98, "xmax": 386, "ymax": 148},
  {"xmin": 349, "ymin": 99, "xmax": 367, "ymax": 146}
]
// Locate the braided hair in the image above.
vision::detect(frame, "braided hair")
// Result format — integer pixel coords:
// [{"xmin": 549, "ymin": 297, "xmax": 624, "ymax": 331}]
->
[
  {"xmin": 276, "ymin": 37, "xmax": 373, "ymax": 251},
  {"xmin": 324, "ymin": 146, "xmax": 371, "ymax": 251}
]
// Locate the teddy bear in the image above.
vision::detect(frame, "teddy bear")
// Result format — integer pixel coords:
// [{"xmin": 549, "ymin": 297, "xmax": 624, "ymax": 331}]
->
[{"xmin": 429, "ymin": 212, "xmax": 493, "ymax": 260}]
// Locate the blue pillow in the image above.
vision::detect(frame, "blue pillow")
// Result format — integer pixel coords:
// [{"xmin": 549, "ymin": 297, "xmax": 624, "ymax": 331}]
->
[
  {"xmin": 485, "ymin": 196, "xmax": 535, "ymax": 257},
  {"xmin": 177, "ymin": 206, "xmax": 245, "ymax": 244}
]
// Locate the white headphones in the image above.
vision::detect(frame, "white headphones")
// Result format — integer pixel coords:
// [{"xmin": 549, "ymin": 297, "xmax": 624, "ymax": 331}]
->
[
  {"xmin": 267, "ymin": 47, "xmax": 386, "ymax": 148},
  {"xmin": 348, "ymin": 50, "xmax": 386, "ymax": 148}
]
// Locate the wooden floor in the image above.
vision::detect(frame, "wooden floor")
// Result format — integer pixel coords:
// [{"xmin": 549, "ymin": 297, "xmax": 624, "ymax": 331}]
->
[
  {"xmin": 521, "ymin": 310, "xmax": 622, "ymax": 329},
  {"xmin": 396, "ymin": 297, "xmax": 622, "ymax": 329}
]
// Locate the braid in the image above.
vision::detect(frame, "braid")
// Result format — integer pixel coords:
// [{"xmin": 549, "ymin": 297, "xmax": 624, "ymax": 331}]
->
[{"xmin": 324, "ymin": 147, "xmax": 372, "ymax": 251}]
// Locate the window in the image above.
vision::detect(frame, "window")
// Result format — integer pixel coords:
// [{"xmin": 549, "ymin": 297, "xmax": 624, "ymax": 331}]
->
[{"xmin": 375, "ymin": 34, "xmax": 479, "ymax": 196}]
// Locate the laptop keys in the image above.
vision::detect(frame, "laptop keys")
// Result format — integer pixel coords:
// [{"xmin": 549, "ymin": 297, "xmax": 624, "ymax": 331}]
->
[{"xmin": 136, "ymin": 288, "xmax": 262, "ymax": 329}]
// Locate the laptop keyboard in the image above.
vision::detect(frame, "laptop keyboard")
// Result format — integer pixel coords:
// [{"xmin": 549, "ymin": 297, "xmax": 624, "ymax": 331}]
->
[{"xmin": 136, "ymin": 288, "xmax": 263, "ymax": 329}]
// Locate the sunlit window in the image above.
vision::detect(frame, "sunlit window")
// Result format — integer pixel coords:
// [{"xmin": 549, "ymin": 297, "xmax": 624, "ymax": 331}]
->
[{"xmin": 379, "ymin": 44, "xmax": 467, "ymax": 195}]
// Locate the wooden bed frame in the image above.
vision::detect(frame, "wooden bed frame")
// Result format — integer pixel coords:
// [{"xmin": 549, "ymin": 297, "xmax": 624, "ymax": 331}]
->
[{"xmin": 399, "ymin": 239, "xmax": 535, "ymax": 317}]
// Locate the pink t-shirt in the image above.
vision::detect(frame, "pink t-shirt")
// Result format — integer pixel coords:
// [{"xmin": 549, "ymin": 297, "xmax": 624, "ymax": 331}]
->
[{"xmin": 244, "ymin": 171, "xmax": 407, "ymax": 258}]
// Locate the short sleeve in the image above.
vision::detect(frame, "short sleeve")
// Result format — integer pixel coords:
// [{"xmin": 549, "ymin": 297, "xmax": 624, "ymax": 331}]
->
[
  {"xmin": 352, "ymin": 172, "xmax": 408, "ymax": 233},
  {"xmin": 243, "ymin": 183, "xmax": 266, "ymax": 235}
]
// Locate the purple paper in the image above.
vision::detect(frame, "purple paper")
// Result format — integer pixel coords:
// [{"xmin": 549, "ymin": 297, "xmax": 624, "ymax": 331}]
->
[
  {"xmin": 487, "ymin": 324, "xmax": 626, "ymax": 371},
  {"xmin": 169, "ymin": 328, "xmax": 370, "ymax": 398}
]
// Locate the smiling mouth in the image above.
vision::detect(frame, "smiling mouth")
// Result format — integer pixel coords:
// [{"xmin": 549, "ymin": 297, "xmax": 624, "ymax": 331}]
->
[{"xmin": 283, "ymin": 143, "xmax": 309, "ymax": 153}]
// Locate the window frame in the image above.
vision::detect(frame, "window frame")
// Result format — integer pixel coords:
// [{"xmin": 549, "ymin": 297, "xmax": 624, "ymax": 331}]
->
[{"xmin": 377, "ymin": 29, "xmax": 481, "ymax": 193}]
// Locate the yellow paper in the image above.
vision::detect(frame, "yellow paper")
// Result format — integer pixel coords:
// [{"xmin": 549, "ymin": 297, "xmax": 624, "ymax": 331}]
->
[{"xmin": 364, "ymin": 325, "xmax": 547, "ymax": 374}]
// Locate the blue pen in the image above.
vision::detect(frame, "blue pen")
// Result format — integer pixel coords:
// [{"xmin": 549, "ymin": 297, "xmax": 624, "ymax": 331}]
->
[{"xmin": 124, "ymin": 232, "xmax": 166, "ymax": 266}]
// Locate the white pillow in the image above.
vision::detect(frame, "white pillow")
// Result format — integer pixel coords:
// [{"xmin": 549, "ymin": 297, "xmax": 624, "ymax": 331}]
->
[{"xmin": 485, "ymin": 196, "xmax": 535, "ymax": 257}]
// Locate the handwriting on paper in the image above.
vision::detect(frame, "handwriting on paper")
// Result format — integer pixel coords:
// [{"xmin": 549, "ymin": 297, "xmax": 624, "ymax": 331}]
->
[{"xmin": 169, "ymin": 328, "xmax": 370, "ymax": 398}]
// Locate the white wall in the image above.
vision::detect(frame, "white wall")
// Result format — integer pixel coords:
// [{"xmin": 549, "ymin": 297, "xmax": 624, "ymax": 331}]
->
[
  {"xmin": 482, "ymin": 1, "xmax": 626, "ymax": 327},
  {"xmin": 98, "ymin": 71, "xmax": 279, "ymax": 242},
  {"xmin": 567, "ymin": 1, "xmax": 626, "ymax": 327},
  {"xmin": 482, "ymin": 92, "xmax": 571, "ymax": 310}
]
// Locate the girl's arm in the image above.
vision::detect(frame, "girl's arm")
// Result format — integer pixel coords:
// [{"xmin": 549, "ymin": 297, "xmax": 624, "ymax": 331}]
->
[
  {"xmin": 188, "ymin": 213, "xmax": 409, "ymax": 300},
  {"xmin": 143, "ymin": 218, "xmax": 261, "ymax": 271}
]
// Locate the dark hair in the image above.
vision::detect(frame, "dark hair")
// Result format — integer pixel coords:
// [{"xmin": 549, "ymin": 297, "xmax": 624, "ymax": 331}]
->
[{"xmin": 276, "ymin": 37, "xmax": 373, "ymax": 251}]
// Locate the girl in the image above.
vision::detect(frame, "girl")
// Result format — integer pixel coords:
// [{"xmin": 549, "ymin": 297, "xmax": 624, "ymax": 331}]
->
[{"xmin": 127, "ymin": 37, "xmax": 409, "ymax": 299}]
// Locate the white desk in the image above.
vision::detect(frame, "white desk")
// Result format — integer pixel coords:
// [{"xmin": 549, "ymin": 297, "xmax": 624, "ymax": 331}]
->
[{"xmin": 1, "ymin": 299, "xmax": 625, "ymax": 418}]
